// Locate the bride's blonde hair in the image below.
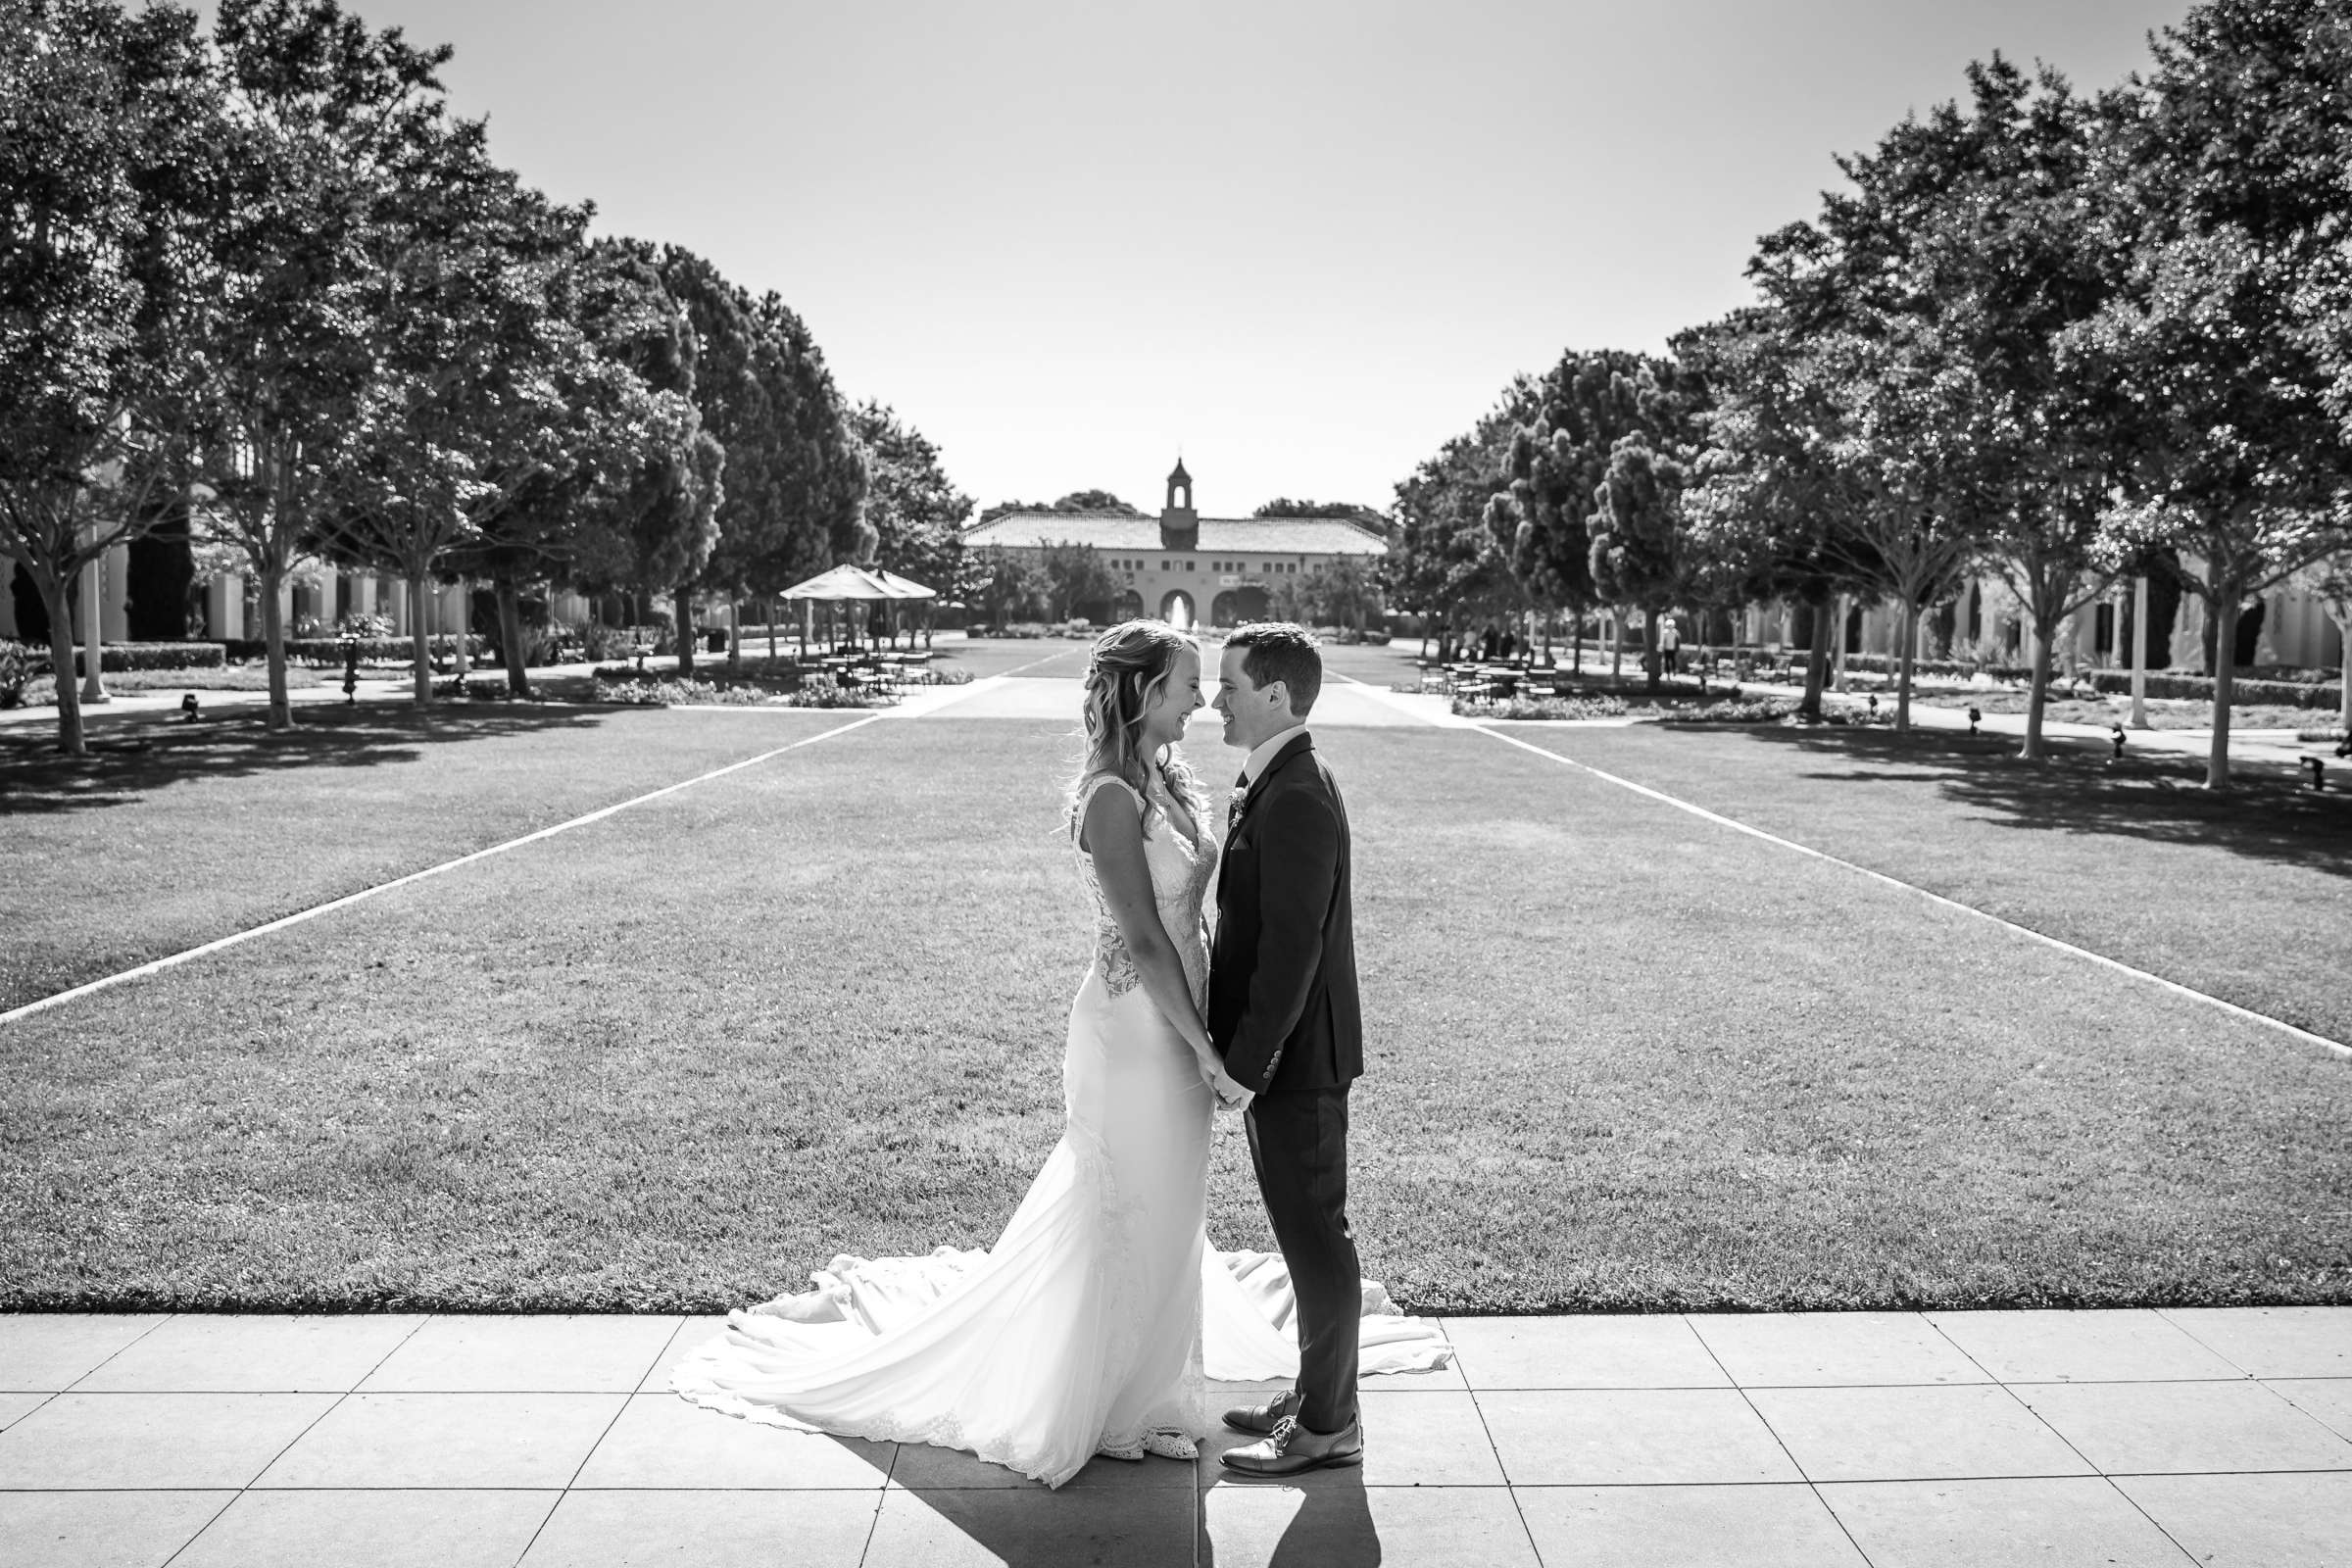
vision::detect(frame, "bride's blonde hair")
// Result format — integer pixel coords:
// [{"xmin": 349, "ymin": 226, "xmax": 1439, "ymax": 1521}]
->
[{"xmin": 1066, "ymin": 618, "xmax": 1206, "ymax": 840}]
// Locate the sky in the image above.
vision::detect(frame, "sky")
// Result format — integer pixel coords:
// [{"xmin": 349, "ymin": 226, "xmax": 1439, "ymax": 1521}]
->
[{"xmin": 340, "ymin": 0, "xmax": 2191, "ymax": 517}]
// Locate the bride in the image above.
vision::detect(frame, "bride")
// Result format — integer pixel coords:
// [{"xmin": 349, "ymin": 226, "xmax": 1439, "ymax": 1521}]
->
[{"xmin": 672, "ymin": 619, "xmax": 1446, "ymax": 1488}]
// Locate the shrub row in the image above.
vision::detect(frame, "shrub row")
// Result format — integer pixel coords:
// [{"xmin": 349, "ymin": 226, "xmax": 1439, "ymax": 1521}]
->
[
  {"xmin": 2084, "ymin": 669, "xmax": 2339, "ymax": 709},
  {"xmin": 40, "ymin": 642, "xmax": 230, "ymax": 674}
]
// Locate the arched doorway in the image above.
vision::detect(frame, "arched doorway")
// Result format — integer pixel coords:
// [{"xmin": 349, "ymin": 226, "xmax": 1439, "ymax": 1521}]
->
[
  {"xmin": 1158, "ymin": 590, "xmax": 1194, "ymax": 630},
  {"xmin": 1210, "ymin": 591, "xmax": 1238, "ymax": 628}
]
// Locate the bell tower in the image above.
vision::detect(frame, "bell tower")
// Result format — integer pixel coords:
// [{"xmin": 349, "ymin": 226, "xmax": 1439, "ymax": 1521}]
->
[{"xmin": 1159, "ymin": 457, "xmax": 1198, "ymax": 552}]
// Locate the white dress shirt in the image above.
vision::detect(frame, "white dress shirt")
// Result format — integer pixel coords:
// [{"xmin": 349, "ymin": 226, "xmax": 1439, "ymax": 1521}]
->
[{"xmin": 1240, "ymin": 723, "xmax": 1311, "ymax": 788}]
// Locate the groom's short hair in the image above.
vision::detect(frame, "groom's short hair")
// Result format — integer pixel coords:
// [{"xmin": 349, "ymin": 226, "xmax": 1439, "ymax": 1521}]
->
[{"xmin": 1226, "ymin": 622, "xmax": 1322, "ymax": 717}]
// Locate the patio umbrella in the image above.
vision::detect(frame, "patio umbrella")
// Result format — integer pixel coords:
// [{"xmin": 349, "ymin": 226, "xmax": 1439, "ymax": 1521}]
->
[{"xmin": 780, "ymin": 564, "xmax": 897, "ymax": 652}]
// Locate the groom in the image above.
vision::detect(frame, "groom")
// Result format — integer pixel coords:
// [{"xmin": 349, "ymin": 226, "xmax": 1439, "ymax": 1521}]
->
[{"xmin": 1207, "ymin": 622, "xmax": 1365, "ymax": 1476}]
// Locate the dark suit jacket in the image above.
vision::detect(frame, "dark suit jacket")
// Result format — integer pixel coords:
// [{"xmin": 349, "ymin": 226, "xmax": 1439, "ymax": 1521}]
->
[{"xmin": 1209, "ymin": 732, "xmax": 1363, "ymax": 1095}]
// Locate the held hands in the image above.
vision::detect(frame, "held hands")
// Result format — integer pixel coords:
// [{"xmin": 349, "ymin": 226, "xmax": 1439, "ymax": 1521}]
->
[{"xmin": 1206, "ymin": 1064, "xmax": 1254, "ymax": 1114}]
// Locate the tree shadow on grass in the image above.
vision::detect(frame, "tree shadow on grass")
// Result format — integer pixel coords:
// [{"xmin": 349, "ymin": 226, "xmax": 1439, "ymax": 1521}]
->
[
  {"xmin": 1675, "ymin": 720, "xmax": 2352, "ymax": 880},
  {"xmin": 0, "ymin": 703, "xmax": 629, "ymax": 816}
]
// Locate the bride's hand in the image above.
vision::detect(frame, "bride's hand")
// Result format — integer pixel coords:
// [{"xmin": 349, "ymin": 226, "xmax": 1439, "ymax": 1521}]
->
[{"xmin": 1207, "ymin": 1065, "xmax": 1254, "ymax": 1113}]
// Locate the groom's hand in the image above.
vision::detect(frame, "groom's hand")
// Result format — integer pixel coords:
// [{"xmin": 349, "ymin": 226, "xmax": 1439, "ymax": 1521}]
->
[{"xmin": 1209, "ymin": 1067, "xmax": 1254, "ymax": 1113}]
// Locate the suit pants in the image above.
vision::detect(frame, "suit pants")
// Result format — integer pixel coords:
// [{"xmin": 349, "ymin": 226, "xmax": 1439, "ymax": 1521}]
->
[{"xmin": 1245, "ymin": 1084, "xmax": 1360, "ymax": 1434}]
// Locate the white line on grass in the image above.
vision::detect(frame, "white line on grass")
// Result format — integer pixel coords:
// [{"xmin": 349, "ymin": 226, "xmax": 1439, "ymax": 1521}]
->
[
  {"xmin": 0, "ymin": 711, "xmax": 887, "ymax": 1029},
  {"xmin": 1470, "ymin": 717, "xmax": 2352, "ymax": 1060},
  {"xmin": 1325, "ymin": 670, "xmax": 2348, "ymax": 1059}
]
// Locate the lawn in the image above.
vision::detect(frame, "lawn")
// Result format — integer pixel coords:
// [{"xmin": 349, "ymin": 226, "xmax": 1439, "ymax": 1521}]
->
[{"xmin": 2, "ymin": 691, "xmax": 2345, "ymax": 1315}]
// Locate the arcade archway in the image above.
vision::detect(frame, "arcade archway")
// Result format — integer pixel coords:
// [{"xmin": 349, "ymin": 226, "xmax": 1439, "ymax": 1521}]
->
[{"xmin": 1158, "ymin": 590, "xmax": 1195, "ymax": 630}]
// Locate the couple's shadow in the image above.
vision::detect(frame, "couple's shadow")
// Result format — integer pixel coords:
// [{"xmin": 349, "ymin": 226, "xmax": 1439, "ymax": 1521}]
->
[{"xmin": 844, "ymin": 1422, "xmax": 1381, "ymax": 1567}]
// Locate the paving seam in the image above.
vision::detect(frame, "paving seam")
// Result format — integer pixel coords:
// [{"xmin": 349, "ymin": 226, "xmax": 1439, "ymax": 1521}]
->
[
  {"xmin": 1680, "ymin": 1310, "xmax": 1882, "ymax": 1567},
  {"xmin": 1469, "ymin": 714, "xmax": 2352, "ymax": 1060},
  {"xmin": 155, "ymin": 1310, "xmax": 436, "ymax": 1568},
  {"xmin": 0, "ymin": 711, "xmax": 887, "ymax": 1029},
  {"xmin": 1978, "ymin": 1373, "xmax": 2207, "ymax": 1564},
  {"xmin": 1442, "ymin": 1321, "xmax": 1557, "ymax": 1568}
]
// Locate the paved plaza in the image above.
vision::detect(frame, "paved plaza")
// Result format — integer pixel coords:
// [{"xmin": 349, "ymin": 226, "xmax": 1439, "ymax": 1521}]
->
[{"xmin": 3, "ymin": 1306, "xmax": 2347, "ymax": 1566}]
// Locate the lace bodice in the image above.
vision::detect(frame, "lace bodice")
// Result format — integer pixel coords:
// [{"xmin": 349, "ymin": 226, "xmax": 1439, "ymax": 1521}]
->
[{"xmin": 1074, "ymin": 771, "xmax": 1218, "ymax": 1003}]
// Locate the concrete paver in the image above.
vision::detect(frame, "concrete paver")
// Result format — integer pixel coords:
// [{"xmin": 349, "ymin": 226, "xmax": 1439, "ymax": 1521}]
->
[
  {"xmin": 2011, "ymin": 1379, "xmax": 2352, "ymax": 1475},
  {"xmin": 1441, "ymin": 1313, "xmax": 1729, "ymax": 1389},
  {"xmin": 1817, "ymin": 1476, "xmax": 2193, "ymax": 1567},
  {"xmin": 0, "ymin": 1490, "xmax": 233, "ymax": 1568},
  {"xmin": 1687, "ymin": 1308, "xmax": 1991, "ymax": 1387},
  {"xmin": 1924, "ymin": 1306, "xmax": 2248, "ymax": 1383},
  {"xmin": 167, "ymin": 1490, "xmax": 554, "ymax": 1568},
  {"xmin": 2, "ymin": 1308, "xmax": 2346, "ymax": 1564},
  {"xmin": 1514, "ymin": 1482, "xmax": 1867, "ymax": 1568},
  {"xmin": 2160, "ymin": 1304, "xmax": 2352, "ymax": 1378},
  {"xmin": 1743, "ymin": 1383, "xmax": 2093, "ymax": 1481},
  {"xmin": 2113, "ymin": 1471, "xmax": 2352, "ymax": 1568}
]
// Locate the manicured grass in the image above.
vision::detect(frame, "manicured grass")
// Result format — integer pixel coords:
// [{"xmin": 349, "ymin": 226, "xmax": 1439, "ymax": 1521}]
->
[
  {"xmin": 3, "ymin": 702, "xmax": 2345, "ymax": 1314},
  {"xmin": 0, "ymin": 703, "xmax": 855, "ymax": 1011}
]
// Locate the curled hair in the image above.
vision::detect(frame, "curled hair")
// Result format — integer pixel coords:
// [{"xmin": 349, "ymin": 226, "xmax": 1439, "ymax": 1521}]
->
[{"xmin": 1066, "ymin": 618, "xmax": 1206, "ymax": 841}]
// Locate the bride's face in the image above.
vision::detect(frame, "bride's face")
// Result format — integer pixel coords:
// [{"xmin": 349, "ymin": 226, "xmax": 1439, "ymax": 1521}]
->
[{"xmin": 1142, "ymin": 646, "xmax": 1202, "ymax": 746}]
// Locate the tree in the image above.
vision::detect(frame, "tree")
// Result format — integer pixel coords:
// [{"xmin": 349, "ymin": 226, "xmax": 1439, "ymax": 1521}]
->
[
  {"xmin": 1051, "ymin": 489, "xmax": 1139, "ymax": 514},
  {"xmin": 1389, "ymin": 401, "xmax": 1520, "ymax": 657},
  {"xmin": 972, "ymin": 543, "xmax": 1045, "ymax": 628},
  {"xmin": 1038, "ymin": 539, "xmax": 1120, "ymax": 621},
  {"xmin": 2065, "ymin": 0, "xmax": 2352, "ymax": 786},
  {"xmin": 857, "ymin": 399, "xmax": 974, "ymax": 601},
  {"xmin": 314, "ymin": 124, "xmax": 600, "ymax": 703},
  {"xmin": 1254, "ymin": 498, "xmax": 1385, "ymax": 526},
  {"xmin": 1681, "ymin": 310, "xmax": 1878, "ymax": 718},
  {"xmin": 1588, "ymin": 431, "xmax": 1690, "ymax": 691},
  {"xmin": 182, "ymin": 0, "xmax": 461, "ymax": 729},
  {"xmin": 658, "ymin": 254, "xmax": 866, "ymax": 674},
  {"xmin": 0, "ymin": 0, "xmax": 211, "ymax": 756},
  {"xmin": 564, "ymin": 238, "xmax": 723, "ymax": 655}
]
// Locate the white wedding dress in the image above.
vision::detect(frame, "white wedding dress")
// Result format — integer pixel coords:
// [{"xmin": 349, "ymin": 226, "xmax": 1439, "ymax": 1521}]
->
[{"xmin": 671, "ymin": 769, "xmax": 1449, "ymax": 1488}]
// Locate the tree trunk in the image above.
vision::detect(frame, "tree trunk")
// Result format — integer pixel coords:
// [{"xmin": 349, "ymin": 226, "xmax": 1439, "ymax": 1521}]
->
[
  {"xmin": 407, "ymin": 574, "xmax": 432, "ymax": 706},
  {"xmin": 1895, "ymin": 598, "xmax": 1919, "ymax": 732},
  {"xmin": 2206, "ymin": 587, "xmax": 2239, "ymax": 790},
  {"xmin": 2129, "ymin": 574, "xmax": 2150, "ymax": 729},
  {"xmin": 39, "ymin": 573, "xmax": 84, "ymax": 757},
  {"xmin": 727, "ymin": 597, "xmax": 741, "ymax": 673},
  {"xmin": 1799, "ymin": 601, "xmax": 1830, "ymax": 718},
  {"xmin": 1642, "ymin": 612, "xmax": 1660, "ymax": 693},
  {"xmin": 1610, "ymin": 610, "xmax": 1624, "ymax": 679},
  {"xmin": 263, "ymin": 564, "xmax": 295, "ymax": 726},
  {"xmin": 1572, "ymin": 612, "xmax": 1584, "ymax": 673},
  {"xmin": 496, "ymin": 576, "xmax": 531, "ymax": 697},
  {"xmin": 2336, "ymin": 611, "xmax": 2351, "ymax": 733},
  {"xmin": 2022, "ymin": 611, "xmax": 2058, "ymax": 760},
  {"xmin": 674, "ymin": 590, "xmax": 696, "ymax": 676},
  {"xmin": 767, "ymin": 597, "xmax": 778, "ymax": 662}
]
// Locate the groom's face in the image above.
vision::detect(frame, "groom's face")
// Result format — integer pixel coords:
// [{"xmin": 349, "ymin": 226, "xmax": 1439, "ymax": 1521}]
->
[{"xmin": 1214, "ymin": 647, "xmax": 1289, "ymax": 751}]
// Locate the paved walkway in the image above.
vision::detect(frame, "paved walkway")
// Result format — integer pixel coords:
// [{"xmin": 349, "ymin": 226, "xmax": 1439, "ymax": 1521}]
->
[{"xmin": 4, "ymin": 1307, "xmax": 2346, "ymax": 1566}]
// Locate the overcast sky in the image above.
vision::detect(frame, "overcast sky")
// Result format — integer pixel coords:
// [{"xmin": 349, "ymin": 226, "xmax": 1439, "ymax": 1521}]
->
[{"xmin": 345, "ymin": 0, "xmax": 2190, "ymax": 517}]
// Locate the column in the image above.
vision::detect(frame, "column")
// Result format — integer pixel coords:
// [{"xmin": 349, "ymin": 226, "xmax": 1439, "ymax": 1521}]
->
[
  {"xmin": 79, "ymin": 544, "xmax": 108, "ymax": 702},
  {"xmin": 353, "ymin": 575, "xmax": 376, "ymax": 618},
  {"xmin": 101, "ymin": 540, "xmax": 129, "ymax": 643},
  {"xmin": 2129, "ymin": 575, "xmax": 2150, "ymax": 727}
]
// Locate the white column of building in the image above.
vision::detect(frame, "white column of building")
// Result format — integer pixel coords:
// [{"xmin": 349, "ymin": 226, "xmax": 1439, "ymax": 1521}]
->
[
  {"xmin": 78, "ymin": 537, "xmax": 108, "ymax": 703},
  {"xmin": 102, "ymin": 540, "xmax": 129, "ymax": 642},
  {"xmin": 2129, "ymin": 575, "xmax": 2150, "ymax": 727}
]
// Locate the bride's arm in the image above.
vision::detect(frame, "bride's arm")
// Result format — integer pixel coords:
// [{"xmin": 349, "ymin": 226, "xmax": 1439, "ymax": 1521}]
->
[{"xmin": 1082, "ymin": 784, "xmax": 1218, "ymax": 1069}]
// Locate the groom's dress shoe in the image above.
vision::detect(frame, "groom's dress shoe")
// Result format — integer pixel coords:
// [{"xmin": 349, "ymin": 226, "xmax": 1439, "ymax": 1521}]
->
[
  {"xmin": 1218, "ymin": 1414, "xmax": 1363, "ymax": 1476},
  {"xmin": 1221, "ymin": 1388, "xmax": 1301, "ymax": 1436}
]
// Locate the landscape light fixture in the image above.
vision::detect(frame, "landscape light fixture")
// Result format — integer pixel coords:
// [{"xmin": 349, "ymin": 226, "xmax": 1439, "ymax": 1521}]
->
[
  {"xmin": 2110, "ymin": 724, "xmax": 2127, "ymax": 760},
  {"xmin": 340, "ymin": 633, "xmax": 359, "ymax": 704},
  {"xmin": 2305, "ymin": 757, "xmax": 2326, "ymax": 792},
  {"xmin": 1968, "ymin": 705, "xmax": 1982, "ymax": 736},
  {"xmin": 179, "ymin": 692, "xmax": 199, "ymax": 722}
]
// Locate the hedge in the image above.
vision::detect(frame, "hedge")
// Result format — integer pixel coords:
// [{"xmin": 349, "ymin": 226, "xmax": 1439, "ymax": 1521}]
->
[
  {"xmin": 2087, "ymin": 669, "xmax": 2340, "ymax": 709},
  {"xmin": 56, "ymin": 642, "xmax": 228, "ymax": 674},
  {"xmin": 285, "ymin": 634, "xmax": 488, "ymax": 664}
]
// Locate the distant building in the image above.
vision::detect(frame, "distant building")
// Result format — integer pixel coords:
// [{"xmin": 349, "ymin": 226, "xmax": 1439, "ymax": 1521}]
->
[{"xmin": 962, "ymin": 459, "xmax": 1386, "ymax": 629}]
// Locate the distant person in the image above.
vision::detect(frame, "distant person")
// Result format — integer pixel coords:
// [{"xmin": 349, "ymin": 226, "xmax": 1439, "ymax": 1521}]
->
[
  {"xmin": 1480, "ymin": 623, "xmax": 1499, "ymax": 661},
  {"xmin": 1658, "ymin": 615, "xmax": 1682, "ymax": 674},
  {"xmin": 1499, "ymin": 628, "xmax": 1518, "ymax": 662}
]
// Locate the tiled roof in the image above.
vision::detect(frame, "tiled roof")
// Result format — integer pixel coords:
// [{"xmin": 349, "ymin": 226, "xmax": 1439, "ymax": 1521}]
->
[{"xmin": 964, "ymin": 512, "xmax": 1387, "ymax": 556}]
